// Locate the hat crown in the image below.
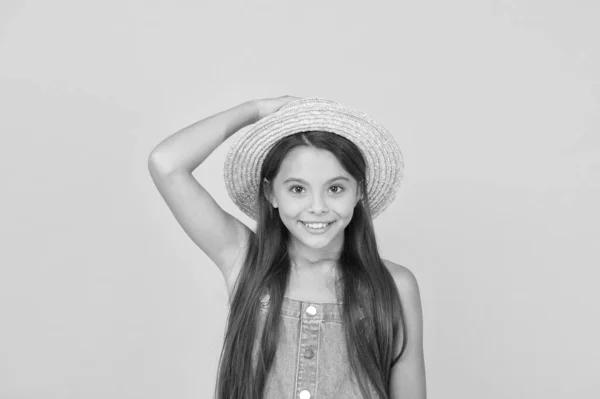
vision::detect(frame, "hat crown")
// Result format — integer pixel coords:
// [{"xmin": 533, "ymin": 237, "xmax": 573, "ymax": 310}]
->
[{"xmin": 279, "ymin": 97, "xmax": 340, "ymax": 111}]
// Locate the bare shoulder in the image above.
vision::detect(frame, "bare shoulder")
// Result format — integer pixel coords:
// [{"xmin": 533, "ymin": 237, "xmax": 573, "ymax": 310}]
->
[{"xmin": 382, "ymin": 259, "xmax": 420, "ymax": 293}]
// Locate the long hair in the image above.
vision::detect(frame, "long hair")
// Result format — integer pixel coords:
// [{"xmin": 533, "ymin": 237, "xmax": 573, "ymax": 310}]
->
[{"xmin": 214, "ymin": 131, "xmax": 406, "ymax": 399}]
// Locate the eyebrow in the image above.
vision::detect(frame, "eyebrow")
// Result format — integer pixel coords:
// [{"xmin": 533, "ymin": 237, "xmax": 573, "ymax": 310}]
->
[{"xmin": 282, "ymin": 176, "xmax": 350, "ymax": 185}]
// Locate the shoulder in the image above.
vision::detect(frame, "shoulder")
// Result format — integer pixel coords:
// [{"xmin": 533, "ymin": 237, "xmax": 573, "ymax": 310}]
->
[
  {"xmin": 382, "ymin": 259, "xmax": 420, "ymax": 294},
  {"xmin": 381, "ymin": 258, "xmax": 424, "ymax": 348}
]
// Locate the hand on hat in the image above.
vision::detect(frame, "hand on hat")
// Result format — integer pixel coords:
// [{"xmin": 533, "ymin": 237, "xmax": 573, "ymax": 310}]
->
[{"xmin": 255, "ymin": 95, "xmax": 301, "ymax": 120}]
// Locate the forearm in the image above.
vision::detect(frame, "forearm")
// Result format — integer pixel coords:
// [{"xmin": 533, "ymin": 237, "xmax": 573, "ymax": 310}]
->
[{"xmin": 148, "ymin": 100, "xmax": 259, "ymax": 175}]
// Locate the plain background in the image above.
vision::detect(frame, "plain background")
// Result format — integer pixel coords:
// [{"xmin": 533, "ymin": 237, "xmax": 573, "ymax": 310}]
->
[{"xmin": 1, "ymin": 1, "xmax": 598, "ymax": 398}]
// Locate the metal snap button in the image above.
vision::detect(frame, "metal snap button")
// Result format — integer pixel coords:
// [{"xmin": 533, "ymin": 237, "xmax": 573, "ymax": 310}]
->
[
  {"xmin": 299, "ymin": 389, "xmax": 311, "ymax": 399},
  {"xmin": 303, "ymin": 348, "xmax": 314, "ymax": 359},
  {"xmin": 305, "ymin": 305, "xmax": 317, "ymax": 315},
  {"xmin": 260, "ymin": 293, "xmax": 270, "ymax": 304}
]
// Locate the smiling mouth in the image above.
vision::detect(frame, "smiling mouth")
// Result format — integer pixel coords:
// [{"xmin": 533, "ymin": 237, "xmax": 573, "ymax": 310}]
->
[{"xmin": 300, "ymin": 221, "xmax": 334, "ymax": 229}]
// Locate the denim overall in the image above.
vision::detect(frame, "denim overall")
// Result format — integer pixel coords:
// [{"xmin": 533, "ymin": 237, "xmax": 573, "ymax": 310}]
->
[{"xmin": 253, "ymin": 291, "xmax": 382, "ymax": 399}]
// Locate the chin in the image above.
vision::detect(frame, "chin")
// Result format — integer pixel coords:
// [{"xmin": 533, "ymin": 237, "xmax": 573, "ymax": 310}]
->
[
  {"xmin": 304, "ymin": 238, "xmax": 333, "ymax": 248},
  {"xmin": 297, "ymin": 225, "xmax": 344, "ymax": 246}
]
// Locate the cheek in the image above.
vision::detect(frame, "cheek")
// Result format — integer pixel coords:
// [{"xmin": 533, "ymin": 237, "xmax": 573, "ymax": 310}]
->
[
  {"xmin": 335, "ymin": 196, "xmax": 358, "ymax": 215},
  {"xmin": 277, "ymin": 194, "xmax": 358, "ymax": 218},
  {"xmin": 278, "ymin": 201, "xmax": 304, "ymax": 219}
]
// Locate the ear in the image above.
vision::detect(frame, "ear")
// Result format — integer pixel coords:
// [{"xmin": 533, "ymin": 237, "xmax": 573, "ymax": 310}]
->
[
  {"xmin": 263, "ymin": 178, "xmax": 278, "ymax": 208},
  {"xmin": 355, "ymin": 183, "xmax": 364, "ymax": 206}
]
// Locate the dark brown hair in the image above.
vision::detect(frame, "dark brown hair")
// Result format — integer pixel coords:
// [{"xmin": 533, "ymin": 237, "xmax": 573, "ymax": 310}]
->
[{"xmin": 214, "ymin": 131, "xmax": 406, "ymax": 399}]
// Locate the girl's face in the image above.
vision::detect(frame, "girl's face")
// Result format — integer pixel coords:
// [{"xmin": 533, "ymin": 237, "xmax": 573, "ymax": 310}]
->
[{"xmin": 267, "ymin": 146, "xmax": 362, "ymax": 252}]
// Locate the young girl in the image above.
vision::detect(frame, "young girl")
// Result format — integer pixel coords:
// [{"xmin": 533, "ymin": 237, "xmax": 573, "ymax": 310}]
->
[{"xmin": 148, "ymin": 96, "xmax": 426, "ymax": 399}]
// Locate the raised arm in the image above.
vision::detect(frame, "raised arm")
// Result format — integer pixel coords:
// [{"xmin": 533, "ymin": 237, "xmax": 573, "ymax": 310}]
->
[{"xmin": 147, "ymin": 97, "xmax": 299, "ymax": 296}]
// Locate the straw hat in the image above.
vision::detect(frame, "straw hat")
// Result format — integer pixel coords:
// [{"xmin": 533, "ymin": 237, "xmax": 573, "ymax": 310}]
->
[{"xmin": 223, "ymin": 97, "xmax": 403, "ymax": 220}]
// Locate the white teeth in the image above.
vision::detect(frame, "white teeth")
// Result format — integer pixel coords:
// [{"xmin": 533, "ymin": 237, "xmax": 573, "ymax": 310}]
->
[{"xmin": 303, "ymin": 222, "xmax": 330, "ymax": 229}]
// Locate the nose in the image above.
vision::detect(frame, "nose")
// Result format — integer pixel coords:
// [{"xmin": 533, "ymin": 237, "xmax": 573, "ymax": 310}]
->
[{"xmin": 308, "ymin": 192, "xmax": 328, "ymax": 214}]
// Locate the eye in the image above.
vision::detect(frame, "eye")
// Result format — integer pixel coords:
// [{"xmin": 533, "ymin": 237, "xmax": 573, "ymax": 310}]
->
[
  {"xmin": 289, "ymin": 185, "xmax": 305, "ymax": 194},
  {"xmin": 330, "ymin": 185, "xmax": 344, "ymax": 194}
]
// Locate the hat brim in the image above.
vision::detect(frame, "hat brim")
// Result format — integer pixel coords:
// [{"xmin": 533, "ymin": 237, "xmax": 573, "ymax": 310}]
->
[{"xmin": 224, "ymin": 98, "xmax": 403, "ymax": 221}]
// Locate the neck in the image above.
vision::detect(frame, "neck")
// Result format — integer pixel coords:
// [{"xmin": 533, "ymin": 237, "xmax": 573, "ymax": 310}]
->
[{"xmin": 288, "ymin": 235, "xmax": 343, "ymax": 274}]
